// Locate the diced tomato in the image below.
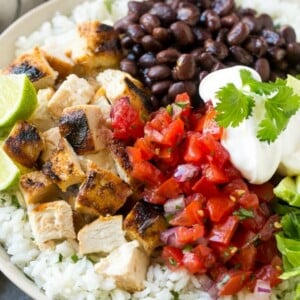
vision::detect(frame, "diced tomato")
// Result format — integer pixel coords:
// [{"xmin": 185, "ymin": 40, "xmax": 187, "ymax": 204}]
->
[
  {"xmin": 224, "ymin": 178, "xmax": 249, "ymax": 200},
  {"xmin": 209, "ymin": 216, "xmax": 239, "ymax": 245},
  {"xmin": 156, "ymin": 177, "xmax": 182, "ymax": 199},
  {"xmin": 238, "ymin": 193, "xmax": 259, "ymax": 209},
  {"xmin": 148, "ymin": 108, "xmax": 172, "ymax": 132},
  {"xmin": 183, "ymin": 133, "xmax": 204, "ymax": 163},
  {"xmin": 131, "ymin": 160, "xmax": 165, "ymax": 187},
  {"xmin": 231, "ymin": 226, "xmax": 257, "ymax": 248},
  {"xmin": 127, "ymin": 146, "xmax": 143, "ymax": 164},
  {"xmin": 203, "ymin": 162, "xmax": 229, "ymax": 184},
  {"xmin": 162, "ymin": 246, "xmax": 183, "ymax": 270},
  {"xmin": 192, "ymin": 176, "xmax": 220, "ymax": 198},
  {"xmin": 256, "ymin": 237, "xmax": 280, "ymax": 265},
  {"xmin": 143, "ymin": 187, "xmax": 166, "ymax": 205},
  {"xmin": 177, "ymin": 224, "xmax": 205, "ymax": 244},
  {"xmin": 207, "ymin": 196, "xmax": 236, "ymax": 222},
  {"xmin": 156, "ymin": 146, "xmax": 181, "ymax": 168},
  {"xmin": 230, "ymin": 244, "xmax": 257, "ymax": 271},
  {"xmin": 175, "ymin": 92, "xmax": 191, "ymax": 105},
  {"xmin": 241, "ymin": 207, "xmax": 267, "ymax": 233},
  {"xmin": 211, "ymin": 243, "xmax": 238, "ymax": 263},
  {"xmin": 202, "ymin": 105, "xmax": 223, "ymax": 140},
  {"xmin": 111, "ymin": 97, "xmax": 145, "ymax": 141},
  {"xmin": 258, "ymin": 214, "xmax": 280, "ymax": 242},
  {"xmin": 182, "ymin": 252, "xmax": 204, "ymax": 274},
  {"xmin": 193, "ymin": 244, "xmax": 216, "ymax": 268},
  {"xmin": 162, "ymin": 118, "xmax": 185, "ymax": 146},
  {"xmin": 218, "ymin": 270, "xmax": 251, "ymax": 296},
  {"xmin": 169, "ymin": 199, "xmax": 204, "ymax": 227},
  {"xmin": 250, "ymin": 182, "xmax": 275, "ymax": 202},
  {"xmin": 255, "ymin": 264, "xmax": 282, "ymax": 288},
  {"xmin": 134, "ymin": 138, "xmax": 154, "ymax": 160}
]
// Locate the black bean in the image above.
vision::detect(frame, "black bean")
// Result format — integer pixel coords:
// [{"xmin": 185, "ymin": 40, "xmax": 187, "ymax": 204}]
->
[
  {"xmin": 191, "ymin": 48, "xmax": 204, "ymax": 64},
  {"xmin": 128, "ymin": 1, "xmax": 152, "ymax": 17},
  {"xmin": 150, "ymin": 95, "xmax": 159, "ymax": 110},
  {"xmin": 132, "ymin": 44, "xmax": 144, "ymax": 57},
  {"xmin": 242, "ymin": 16, "xmax": 260, "ymax": 33},
  {"xmin": 193, "ymin": 27, "xmax": 212, "ymax": 44},
  {"xmin": 262, "ymin": 29, "xmax": 282, "ymax": 46},
  {"xmin": 172, "ymin": 54, "xmax": 196, "ymax": 80},
  {"xmin": 275, "ymin": 60, "xmax": 288, "ymax": 71},
  {"xmin": 127, "ymin": 52, "xmax": 136, "ymax": 61},
  {"xmin": 244, "ymin": 36, "xmax": 268, "ymax": 57},
  {"xmin": 141, "ymin": 35, "xmax": 163, "ymax": 52},
  {"xmin": 150, "ymin": 3, "xmax": 177, "ymax": 24},
  {"xmin": 212, "ymin": 62, "xmax": 226, "ymax": 71},
  {"xmin": 168, "ymin": 82, "xmax": 186, "ymax": 99},
  {"xmin": 198, "ymin": 52, "xmax": 219, "ymax": 70},
  {"xmin": 128, "ymin": 24, "xmax": 145, "ymax": 43},
  {"xmin": 216, "ymin": 28, "xmax": 229, "ymax": 43},
  {"xmin": 162, "ymin": 95, "xmax": 172, "ymax": 106},
  {"xmin": 238, "ymin": 7, "xmax": 257, "ymax": 16},
  {"xmin": 184, "ymin": 81, "xmax": 198, "ymax": 96},
  {"xmin": 138, "ymin": 53, "xmax": 157, "ymax": 67},
  {"xmin": 177, "ymin": 3, "xmax": 200, "ymax": 26},
  {"xmin": 280, "ymin": 25, "xmax": 296, "ymax": 44},
  {"xmin": 148, "ymin": 65, "xmax": 172, "ymax": 80},
  {"xmin": 230, "ymin": 46, "xmax": 253, "ymax": 65},
  {"xmin": 227, "ymin": 22, "xmax": 250, "ymax": 45},
  {"xmin": 221, "ymin": 13, "xmax": 239, "ymax": 28},
  {"xmin": 286, "ymin": 43, "xmax": 300, "ymax": 63},
  {"xmin": 120, "ymin": 59, "xmax": 138, "ymax": 76},
  {"xmin": 199, "ymin": 70, "xmax": 209, "ymax": 81},
  {"xmin": 166, "ymin": 0, "xmax": 181, "ymax": 10},
  {"xmin": 255, "ymin": 58, "xmax": 270, "ymax": 81},
  {"xmin": 121, "ymin": 36, "xmax": 134, "ymax": 49},
  {"xmin": 170, "ymin": 21, "xmax": 195, "ymax": 46},
  {"xmin": 257, "ymin": 14, "xmax": 274, "ymax": 30},
  {"xmin": 151, "ymin": 80, "xmax": 173, "ymax": 95},
  {"xmin": 268, "ymin": 47, "xmax": 286, "ymax": 61},
  {"xmin": 114, "ymin": 13, "xmax": 139, "ymax": 33},
  {"xmin": 212, "ymin": 0, "xmax": 234, "ymax": 16},
  {"xmin": 156, "ymin": 48, "xmax": 181, "ymax": 63},
  {"xmin": 204, "ymin": 39, "xmax": 229, "ymax": 59},
  {"xmin": 152, "ymin": 27, "xmax": 171, "ymax": 42},
  {"xmin": 140, "ymin": 13, "xmax": 161, "ymax": 34},
  {"xmin": 205, "ymin": 10, "xmax": 221, "ymax": 32}
]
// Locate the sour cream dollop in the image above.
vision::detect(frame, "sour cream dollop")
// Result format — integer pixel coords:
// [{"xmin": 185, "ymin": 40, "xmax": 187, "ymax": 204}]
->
[{"xmin": 199, "ymin": 66, "xmax": 300, "ymax": 184}]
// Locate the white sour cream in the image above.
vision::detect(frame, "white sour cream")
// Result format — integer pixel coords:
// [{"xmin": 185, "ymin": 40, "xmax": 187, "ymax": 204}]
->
[{"xmin": 199, "ymin": 66, "xmax": 300, "ymax": 184}]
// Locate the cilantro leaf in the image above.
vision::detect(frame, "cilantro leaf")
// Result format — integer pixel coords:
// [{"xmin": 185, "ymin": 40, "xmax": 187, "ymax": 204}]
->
[
  {"xmin": 233, "ymin": 208, "xmax": 254, "ymax": 220},
  {"xmin": 104, "ymin": 0, "xmax": 113, "ymax": 13},
  {"xmin": 215, "ymin": 83, "xmax": 255, "ymax": 128},
  {"xmin": 257, "ymin": 86, "xmax": 300, "ymax": 142}
]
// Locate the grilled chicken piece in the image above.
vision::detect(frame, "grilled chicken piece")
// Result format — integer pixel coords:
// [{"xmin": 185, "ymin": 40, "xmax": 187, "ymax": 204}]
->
[
  {"xmin": 42, "ymin": 137, "xmax": 85, "ymax": 192},
  {"xmin": 29, "ymin": 87, "xmax": 57, "ymax": 132},
  {"xmin": 97, "ymin": 69, "xmax": 152, "ymax": 116},
  {"xmin": 71, "ymin": 21, "xmax": 122, "ymax": 71},
  {"xmin": 95, "ymin": 240, "xmax": 149, "ymax": 293},
  {"xmin": 29, "ymin": 200, "xmax": 76, "ymax": 250},
  {"xmin": 40, "ymin": 127, "xmax": 61, "ymax": 163},
  {"xmin": 19, "ymin": 171, "xmax": 60, "ymax": 206},
  {"xmin": 91, "ymin": 88, "xmax": 112, "ymax": 127},
  {"xmin": 124, "ymin": 201, "xmax": 168, "ymax": 255},
  {"xmin": 77, "ymin": 215, "xmax": 126, "ymax": 255},
  {"xmin": 2, "ymin": 47, "xmax": 58, "ymax": 89},
  {"xmin": 78, "ymin": 148, "xmax": 117, "ymax": 174},
  {"xmin": 75, "ymin": 162, "xmax": 132, "ymax": 216},
  {"xmin": 3, "ymin": 121, "xmax": 44, "ymax": 168},
  {"xmin": 47, "ymin": 74, "xmax": 95, "ymax": 118},
  {"xmin": 59, "ymin": 105, "xmax": 108, "ymax": 155},
  {"xmin": 108, "ymin": 138, "xmax": 140, "ymax": 189}
]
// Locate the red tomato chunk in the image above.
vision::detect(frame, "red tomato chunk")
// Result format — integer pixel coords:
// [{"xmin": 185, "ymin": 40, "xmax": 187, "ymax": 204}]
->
[{"xmin": 111, "ymin": 94, "xmax": 282, "ymax": 296}]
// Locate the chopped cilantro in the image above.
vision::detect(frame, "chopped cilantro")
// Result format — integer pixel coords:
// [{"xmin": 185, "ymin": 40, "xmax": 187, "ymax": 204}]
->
[
  {"xmin": 168, "ymin": 257, "xmax": 177, "ymax": 266},
  {"xmin": 58, "ymin": 253, "xmax": 63, "ymax": 263},
  {"xmin": 171, "ymin": 290, "xmax": 180, "ymax": 300},
  {"xmin": 183, "ymin": 245, "xmax": 193, "ymax": 252},
  {"xmin": 104, "ymin": 0, "xmax": 113, "ymax": 13},
  {"xmin": 71, "ymin": 254, "xmax": 79, "ymax": 263},
  {"xmin": 215, "ymin": 69, "xmax": 300, "ymax": 143},
  {"xmin": 175, "ymin": 101, "xmax": 189, "ymax": 109},
  {"xmin": 11, "ymin": 195, "xmax": 20, "ymax": 208},
  {"xmin": 166, "ymin": 105, "xmax": 173, "ymax": 116},
  {"xmin": 233, "ymin": 208, "xmax": 254, "ymax": 220}
]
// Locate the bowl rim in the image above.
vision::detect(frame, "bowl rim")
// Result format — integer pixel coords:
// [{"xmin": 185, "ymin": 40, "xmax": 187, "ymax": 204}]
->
[{"xmin": 0, "ymin": 0, "xmax": 86, "ymax": 298}]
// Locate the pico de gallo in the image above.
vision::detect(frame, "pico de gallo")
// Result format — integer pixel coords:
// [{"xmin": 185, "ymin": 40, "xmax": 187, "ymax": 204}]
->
[{"xmin": 111, "ymin": 93, "xmax": 283, "ymax": 297}]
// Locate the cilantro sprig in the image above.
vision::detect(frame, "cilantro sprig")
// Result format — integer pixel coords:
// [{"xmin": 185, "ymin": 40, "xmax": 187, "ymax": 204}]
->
[{"xmin": 215, "ymin": 69, "xmax": 300, "ymax": 143}]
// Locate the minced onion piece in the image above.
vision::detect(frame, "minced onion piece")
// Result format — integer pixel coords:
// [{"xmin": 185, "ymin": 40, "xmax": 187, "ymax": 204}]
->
[
  {"xmin": 254, "ymin": 279, "xmax": 271, "ymax": 294},
  {"xmin": 160, "ymin": 227, "xmax": 185, "ymax": 248},
  {"xmin": 174, "ymin": 164, "xmax": 200, "ymax": 182},
  {"xmin": 164, "ymin": 195, "xmax": 185, "ymax": 214}
]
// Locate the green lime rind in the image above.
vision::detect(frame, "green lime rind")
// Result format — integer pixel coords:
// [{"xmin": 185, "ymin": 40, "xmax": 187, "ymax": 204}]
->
[
  {"xmin": 0, "ymin": 146, "xmax": 20, "ymax": 191},
  {"xmin": 0, "ymin": 74, "xmax": 37, "ymax": 128}
]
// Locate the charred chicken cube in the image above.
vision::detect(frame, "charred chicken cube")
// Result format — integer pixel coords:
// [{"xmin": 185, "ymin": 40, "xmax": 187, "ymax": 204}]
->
[
  {"xmin": 28, "ymin": 200, "xmax": 76, "ymax": 250},
  {"xmin": 97, "ymin": 69, "xmax": 152, "ymax": 116},
  {"xmin": 77, "ymin": 215, "xmax": 126, "ymax": 255},
  {"xmin": 75, "ymin": 162, "xmax": 132, "ymax": 216},
  {"xmin": 3, "ymin": 121, "xmax": 44, "ymax": 168},
  {"xmin": 47, "ymin": 74, "xmax": 95, "ymax": 118},
  {"xmin": 124, "ymin": 201, "xmax": 168, "ymax": 255},
  {"xmin": 95, "ymin": 240, "xmax": 149, "ymax": 293},
  {"xmin": 19, "ymin": 171, "xmax": 60, "ymax": 206},
  {"xmin": 71, "ymin": 21, "xmax": 122, "ymax": 70},
  {"xmin": 28, "ymin": 87, "xmax": 57, "ymax": 132},
  {"xmin": 42, "ymin": 137, "xmax": 85, "ymax": 192},
  {"xmin": 59, "ymin": 105, "xmax": 107, "ymax": 155},
  {"xmin": 40, "ymin": 127, "xmax": 61, "ymax": 163},
  {"xmin": 2, "ymin": 47, "xmax": 58, "ymax": 89}
]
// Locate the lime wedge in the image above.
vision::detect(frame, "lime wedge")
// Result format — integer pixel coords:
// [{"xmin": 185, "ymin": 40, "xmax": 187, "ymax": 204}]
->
[
  {"xmin": 0, "ymin": 145, "xmax": 20, "ymax": 191},
  {"xmin": 0, "ymin": 74, "xmax": 37, "ymax": 128}
]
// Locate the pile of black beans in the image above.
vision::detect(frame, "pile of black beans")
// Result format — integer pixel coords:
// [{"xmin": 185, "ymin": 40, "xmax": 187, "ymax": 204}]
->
[{"xmin": 114, "ymin": 0, "xmax": 300, "ymax": 109}]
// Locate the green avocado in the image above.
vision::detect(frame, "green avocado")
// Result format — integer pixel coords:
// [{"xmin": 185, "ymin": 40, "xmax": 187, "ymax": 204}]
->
[{"xmin": 274, "ymin": 176, "xmax": 300, "ymax": 207}]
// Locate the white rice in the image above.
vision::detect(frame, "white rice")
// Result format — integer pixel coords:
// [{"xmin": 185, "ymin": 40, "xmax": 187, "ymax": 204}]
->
[{"xmin": 2, "ymin": 0, "xmax": 300, "ymax": 299}]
